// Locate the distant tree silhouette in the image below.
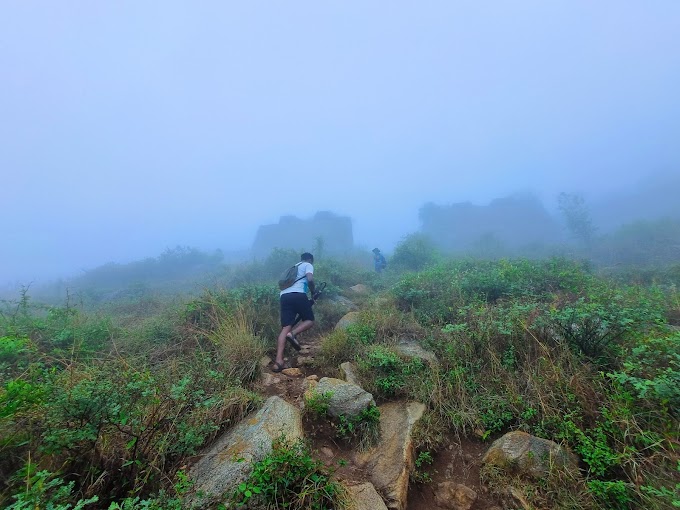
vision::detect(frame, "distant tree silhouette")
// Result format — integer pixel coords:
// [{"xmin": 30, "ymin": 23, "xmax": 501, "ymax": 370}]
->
[{"xmin": 558, "ymin": 192, "xmax": 596, "ymax": 249}]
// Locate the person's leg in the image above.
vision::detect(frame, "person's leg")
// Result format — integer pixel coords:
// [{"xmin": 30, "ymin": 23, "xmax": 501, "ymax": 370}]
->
[
  {"xmin": 276, "ymin": 294, "xmax": 297, "ymax": 368},
  {"xmin": 291, "ymin": 320, "xmax": 313, "ymax": 337},
  {"xmin": 275, "ymin": 325, "xmax": 292, "ymax": 366}
]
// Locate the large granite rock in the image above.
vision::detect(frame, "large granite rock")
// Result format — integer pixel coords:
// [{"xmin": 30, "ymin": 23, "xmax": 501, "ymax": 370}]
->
[
  {"xmin": 344, "ymin": 482, "xmax": 389, "ymax": 510},
  {"xmin": 187, "ymin": 396, "xmax": 303, "ymax": 507},
  {"xmin": 354, "ymin": 401, "xmax": 426, "ymax": 510},
  {"xmin": 481, "ymin": 430, "xmax": 579, "ymax": 477},
  {"xmin": 329, "ymin": 295, "xmax": 359, "ymax": 311},
  {"xmin": 395, "ymin": 338, "xmax": 438, "ymax": 365},
  {"xmin": 314, "ymin": 377, "xmax": 375, "ymax": 418},
  {"xmin": 335, "ymin": 311, "xmax": 361, "ymax": 330}
]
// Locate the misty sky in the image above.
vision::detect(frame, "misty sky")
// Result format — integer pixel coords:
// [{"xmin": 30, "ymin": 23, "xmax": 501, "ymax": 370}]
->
[{"xmin": 2, "ymin": 1, "xmax": 679, "ymax": 283}]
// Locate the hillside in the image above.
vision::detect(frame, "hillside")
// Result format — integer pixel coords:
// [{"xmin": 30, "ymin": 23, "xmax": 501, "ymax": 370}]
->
[{"xmin": 1, "ymin": 242, "xmax": 679, "ymax": 509}]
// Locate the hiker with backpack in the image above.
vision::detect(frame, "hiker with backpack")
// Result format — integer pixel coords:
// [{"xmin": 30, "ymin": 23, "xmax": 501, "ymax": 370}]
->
[
  {"xmin": 372, "ymin": 248, "xmax": 387, "ymax": 273},
  {"xmin": 272, "ymin": 252, "xmax": 316, "ymax": 373}
]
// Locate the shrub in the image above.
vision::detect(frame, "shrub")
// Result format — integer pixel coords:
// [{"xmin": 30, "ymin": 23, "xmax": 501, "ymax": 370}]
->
[
  {"xmin": 390, "ymin": 233, "xmax": 440, "ymax": 271},
  {"xmin": 357, "ymin": 345, "xmax": 426, "ymax": 398},
  {"xmin": 608, "ymin": 333, "xmax": 680, "ymax": 417},
  {"xmin": 5, "ymin": 469, "xmax": 99, "ymax": 510},
  {"xmin": 229, "ymin": 437, "xmax": 345, "ymax": 509},
  {"xmin": 548, "ymin": 286, "xmax": 666, "ymax": 361}
]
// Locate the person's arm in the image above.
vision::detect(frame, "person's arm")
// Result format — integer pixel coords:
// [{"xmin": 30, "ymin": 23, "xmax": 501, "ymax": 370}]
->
[{"xmin": 306, "ymin": 272, "xmax": 315, "ymax": 296}]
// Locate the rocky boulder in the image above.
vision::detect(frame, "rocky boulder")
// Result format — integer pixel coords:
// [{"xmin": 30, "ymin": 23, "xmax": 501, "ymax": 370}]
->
[
  {"xmin": 314, "ymin": 377, "xmax": 375, "ymax": 418},
  {"xmin": 340, "ymin": 361, "xmax": 360, "ymax": 385},
  {"xmin": 349, "ymin": 283, "xmax": 370, "ymax": 294},
  {"xmin": 187, "ymin": 396, "xmax": 303, "ymax": 507},
  {"xmin": 354, "ymin": 401, "xmax": 426, "ymax": 510},
  {"xmin": 395, "ymin": 338, "xmax": 438, "ymax": 365},
  {"xmin": 335, "ymin": 311, "xmax": 361, "ymax": 330},
  {"xmin": 329, "ymin": 295, "xmax": 358, "ymax": 311},
  {"xmin": 481, "ymin": 430, "xmax": 579, "ymax": 478},
  {"xmin": 344, "ymin": 482, "xmax": 388, "ymax": 510}
]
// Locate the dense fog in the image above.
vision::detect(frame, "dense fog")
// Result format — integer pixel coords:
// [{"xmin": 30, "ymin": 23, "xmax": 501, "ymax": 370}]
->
[{"xmin": 2, "ymin": 1, "xmax": 679, "ymax": 287}]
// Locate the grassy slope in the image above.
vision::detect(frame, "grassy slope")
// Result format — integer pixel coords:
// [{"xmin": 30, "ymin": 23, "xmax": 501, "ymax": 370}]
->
[{"xmin": 1, "ymin": 251, "xmax": 679, "ymax": 509}]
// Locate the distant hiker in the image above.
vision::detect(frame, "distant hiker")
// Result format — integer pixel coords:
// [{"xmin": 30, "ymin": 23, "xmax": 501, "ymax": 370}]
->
[
  {"xmin": 272, "ymin": 252, "xmax": 316, "ymax": 373},
  {"xmin": 372, "ymin": 248, "xmax": 387, "ymax": 273}
]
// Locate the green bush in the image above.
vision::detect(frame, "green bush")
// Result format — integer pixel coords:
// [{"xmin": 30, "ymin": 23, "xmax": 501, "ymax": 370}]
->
[
  {"xmin": 548, "ymin": 286, "xmax": 666, "ymax": 361},
  {"xmin": 5, "ymin": 470, "xmax": 99, "ymax": 510},
  {"xmin": 229, "ymin": 437, "xmax": 345, "ymax": 510},
  {"xmin": 357, "ymin": 345, "xmax": 426, "ymax": 398},
  {"xmin": 390, "ymin": 233, "xmax": 440, "ymax": 271},
  {"xmin": 608, "ymin": 333, "xmax": 680, "ymax": 417}
]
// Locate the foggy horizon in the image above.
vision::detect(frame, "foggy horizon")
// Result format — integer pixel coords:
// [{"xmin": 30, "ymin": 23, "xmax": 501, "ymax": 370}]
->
[{"xmin": 3, "ymin": 2, "xmax": 679, "ymax": 285}]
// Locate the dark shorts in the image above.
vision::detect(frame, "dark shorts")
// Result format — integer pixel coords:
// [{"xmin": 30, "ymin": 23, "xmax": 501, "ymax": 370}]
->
[{"xmin": 280, "ymin": 292, "xmax": 314, "ymax": 327}]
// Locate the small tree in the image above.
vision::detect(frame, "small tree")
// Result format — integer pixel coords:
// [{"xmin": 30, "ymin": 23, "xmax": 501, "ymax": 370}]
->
[{"xmin": 558, "ymin": 192, "xmax": 596, "ymax": 249}]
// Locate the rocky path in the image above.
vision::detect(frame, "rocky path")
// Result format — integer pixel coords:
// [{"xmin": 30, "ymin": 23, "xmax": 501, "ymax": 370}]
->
[
  {"xmin": 188, "ymin": 300, "xmax": 570, "ymax": 509},
  {"xmin": 254, "ymin": 328, "xmax": 502, "ymax": 510}
]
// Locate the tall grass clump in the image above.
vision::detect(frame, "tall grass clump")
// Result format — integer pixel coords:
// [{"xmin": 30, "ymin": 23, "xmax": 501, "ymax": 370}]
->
[{"xmin": 205, "ymin": 305, "xmax": 267, "ymax": 384}]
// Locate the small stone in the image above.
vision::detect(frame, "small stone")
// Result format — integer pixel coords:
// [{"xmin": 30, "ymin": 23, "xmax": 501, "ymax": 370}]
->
[
  {"xmin": 321, "ymin": 447, "xmax": 334, "ymax": 458},
  {"xmin": 340, "ymin": 361, "xmax": 360, "ymax": 384},
  {"xmin": 306, "ymin": 374, "xmax": 319, "ymax": 381},
  {"xmin": 261, "ymin": 373, "xmax": 280, "ymax": 386},
  {"xmin": 434, "ymin": 482, "xmax": 477, "ymax": 510},
  {"xmin": 282, "ymin": 368, "xmax": 304, "ymax": 377}
]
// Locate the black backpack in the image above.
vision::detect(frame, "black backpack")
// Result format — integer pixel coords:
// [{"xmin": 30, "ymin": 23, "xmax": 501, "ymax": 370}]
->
[{"xmin": 278, "ymin": 262, "xmax": 306, "ymax": 290}]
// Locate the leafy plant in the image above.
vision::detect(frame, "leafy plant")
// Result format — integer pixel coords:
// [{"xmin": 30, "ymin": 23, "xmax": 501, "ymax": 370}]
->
[
  {"xmin": 6, "ymin": 470, "xmax": 99, "ymax": 510},
  {"xmin": 335, "ymin": 405, "xmax": 380, "ymax": 450},
  {"xmin": 608, "ymin": 333, "xmax": 680, "ymax": 416},
  {"xmin": 304, "ymin": 391, "xmax": 332, "ymax": 417},
  {"xmin": 357, "ymin": 345, "xmax": 425, "ymax": 398},
  {"xmin": 229, "ymin": 437, "xmax": 344, "ymax": 509},
  {"xmin": 411, "ymin": 450, "xmax": 434, "ymax": 484}
]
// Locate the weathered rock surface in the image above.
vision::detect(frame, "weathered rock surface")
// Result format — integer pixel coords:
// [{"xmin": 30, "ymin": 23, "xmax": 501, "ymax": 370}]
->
[
  {"xmin": 345, "ymin": 482, "xmax": 389, "ymax": 510},
  {"xmin": 260, "ymin": 372, "xmax": 281, "ymax": 387},
  {"xmin": 335, "ymin": 311, "xmax": 361, "ymax": 330},
  {"xmin": 349, "ymin": 284, "xmax": 370, "ymax": 295},
  {"xmin": 329, "ymin": 295, "xmax": 359, "ymax": 311},
  {"xmin": 434, "ymin": 482, "xmax": 478, "ymax": 510},
  {"xmin": 395, "ymin": 338, "xmax": 438, "ymax": 365},
  {"xmin": 481, "ymin": 430, "xmax": 579, "ymax": 477},
  {"xmin": 187, "ymin": 396, "xmax": 303, "ymax": 507},
  {"xmin": 314, "ymin": 377, "xmax": 375, "ymax": 418},
  {"xmin": 340, "ymin": 361, "xmax": 360, "ymax": 385},
  {"xmin": 354, "ymin": 401, "xmax": 426, "ymax": 510}
]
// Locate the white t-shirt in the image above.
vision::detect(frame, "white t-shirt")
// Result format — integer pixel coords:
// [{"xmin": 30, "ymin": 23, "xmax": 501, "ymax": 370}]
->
[{"xmin": 280, "ymin": 262, "xmax": 314, "ymax": 295}]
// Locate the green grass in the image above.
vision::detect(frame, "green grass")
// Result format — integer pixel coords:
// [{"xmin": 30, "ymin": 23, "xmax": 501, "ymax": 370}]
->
[{"xmin": 1, "ymin": 254, "xmax": 679, "ymax": 509}]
